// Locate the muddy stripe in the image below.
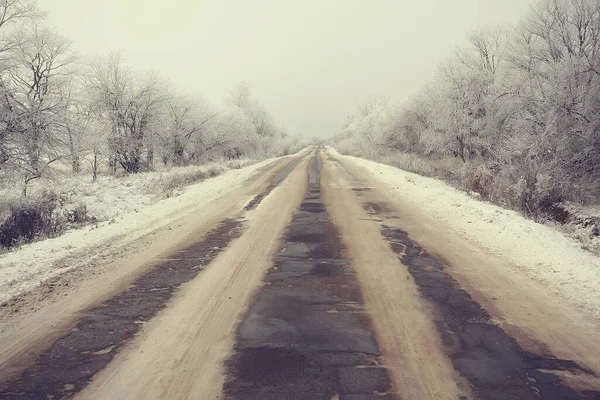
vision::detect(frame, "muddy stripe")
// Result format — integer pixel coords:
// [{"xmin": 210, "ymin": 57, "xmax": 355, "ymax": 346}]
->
[
  {"xmin": 374, "ymin": 217, "xmax": 600, "ymax": 400},
  {"xmin": 222, "ymin": 154, "xmax": 399, "ymax": 400},
  {"xmin": 244, "ymin": 157, "xmax": 303, "ymax": 211}
]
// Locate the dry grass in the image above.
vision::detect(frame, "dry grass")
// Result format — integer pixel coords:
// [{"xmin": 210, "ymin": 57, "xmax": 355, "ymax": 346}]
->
[{"xmin": 146, "ymin": 160, "xmax": 255, "ymax": 195}]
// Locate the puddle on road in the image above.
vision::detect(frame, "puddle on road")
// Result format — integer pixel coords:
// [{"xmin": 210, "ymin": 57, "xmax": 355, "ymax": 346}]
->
[
  {"xmin": 223, "ymin": 155, "xmax": 399, "ymax": 400},
  {"xmin": 363, "ymin": 201, "xmax": 600, "ymax": 400}
]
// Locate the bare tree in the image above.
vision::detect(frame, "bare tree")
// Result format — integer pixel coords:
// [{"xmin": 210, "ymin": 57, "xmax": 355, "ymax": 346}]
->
[
  {"xmin": 0, "ymin": 24, "xmax": 75, "ymax": 194},
  {"xmin": 0, "ymin": 0, "xmax": 44, "ymax": 55},
  {"xmin": 0, "ymin": 0, "xmax": 43, "ymax": 174},
  {"xmin": 335, "ymin": 0, "xmax": 600, "ymax": 215},
  {"xmin": 467, "ymin": 27, "xmax": 509, "ymax": 74},
  {"xmin": 86, "ymin": 52, "xmax": 166, "ymax": 173},
  {"xmin": 230, "ymin": 82, "xmax": 274, "ymax": 139},
  {"xmin": 160, "ymin": 96, "xmax": 224, "ymax": 165}
]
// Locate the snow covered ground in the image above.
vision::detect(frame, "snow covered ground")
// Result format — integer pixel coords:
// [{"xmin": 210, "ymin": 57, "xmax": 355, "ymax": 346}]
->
[
  {"xmin": 330, "ymin": 148, "xmax": 600, "ymax": 317},
  {"xmin": 0, "ymin": 157, "xmax": 279, "ymax": 304},
  {"xmin": 0, "ymin": 159, "xmax": 256, "ymax": 222}
]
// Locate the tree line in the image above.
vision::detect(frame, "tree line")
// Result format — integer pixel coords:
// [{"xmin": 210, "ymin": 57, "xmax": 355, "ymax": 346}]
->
[
  {"xmin": 0, "ymin": 0, "xmax": 300, "ymax": 195},
  {"xmin": 335, "ymin": 0, "xmax": 600, "ymax": 219}
]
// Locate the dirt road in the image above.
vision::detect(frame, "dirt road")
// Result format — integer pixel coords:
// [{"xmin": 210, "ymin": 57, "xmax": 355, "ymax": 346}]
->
[{"xmin": 1, "ymin": 148, "xmax": 600, "ymax": 399}]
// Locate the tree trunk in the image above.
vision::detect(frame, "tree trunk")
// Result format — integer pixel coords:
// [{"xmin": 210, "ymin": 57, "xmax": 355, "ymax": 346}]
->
[
  {"xmin": 27, "ymin": 121, "xmax": 43, "ymax": 173},
  {"xmin": 68, "ymin": 128, "xmax": 81, "ymax": 173},
  {"xmin": 109, "ymin": 155, "xmax": 117, "ymax": 175},
  {"xmin": 28, "ymin": 140, "xmax": 40, "ymax": 173},
  {"xmin": 92, "ymin": 151, "xmax": 98, "ymax": 182},
  {"xmin": 521, "ymin": 167, "xmax": 538, "ymax": 218},
  {"xmin": 456, "ymin": 135, "xmax": 466, "ymax": 163},
  {"xmin": 108, "ymin": 134, "xmax": 118, "ymax": 175},
  {"xmin": 146, "ymin": 146, "xmax": 154, "ymax": 170},
  {"xmin": 173, "ymin": 137, "xmax": 184, "ymax": 166}
]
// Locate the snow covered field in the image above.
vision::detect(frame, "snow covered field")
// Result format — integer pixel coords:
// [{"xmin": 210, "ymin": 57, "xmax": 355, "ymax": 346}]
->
[
  {"xmin": 0, "ymin": 159, "xmax": 255, "ymax": 222},
  {"xmin": 330, "ymin": 148, "xmax": 600, "ymax": 317},
  {"xmin": 0, "ymin": 157, "xmax": 279, "ymax": 304}
]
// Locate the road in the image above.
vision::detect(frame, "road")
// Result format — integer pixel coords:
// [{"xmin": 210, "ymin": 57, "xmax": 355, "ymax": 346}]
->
[{"xmin": 1, "ymin": 148, "xmax": 600, "ymax": 399}]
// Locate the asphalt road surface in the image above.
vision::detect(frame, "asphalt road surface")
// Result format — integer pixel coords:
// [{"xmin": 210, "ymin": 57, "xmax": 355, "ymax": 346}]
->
[{"xmin": 1, "ymin": 148, "xmax": 600, "ymax": 399}]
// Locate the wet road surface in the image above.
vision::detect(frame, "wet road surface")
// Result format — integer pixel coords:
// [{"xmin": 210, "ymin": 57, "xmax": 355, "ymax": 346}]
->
[
  {"xmin": 1, "ymin": 149, "xmax": 600, "ymax": 399},
  {"xmin": 223, "ymin": 155, "xmax": 398, "ymax": 399}
]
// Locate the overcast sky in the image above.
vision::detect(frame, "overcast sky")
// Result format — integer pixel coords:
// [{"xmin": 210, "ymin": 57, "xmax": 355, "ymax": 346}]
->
[{"xmin": 40, "ymin": 0, "xmax": 533, "ymax": 138}]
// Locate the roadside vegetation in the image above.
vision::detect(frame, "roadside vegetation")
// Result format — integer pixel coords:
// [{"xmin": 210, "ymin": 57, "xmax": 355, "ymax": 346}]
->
[
  {"xmin": 334, "ymin": 0, "xmax": 600, "ymax": 253},
  {"xmin": 0, "ymin": 0, "xmax": 305, "ymax": 250}
]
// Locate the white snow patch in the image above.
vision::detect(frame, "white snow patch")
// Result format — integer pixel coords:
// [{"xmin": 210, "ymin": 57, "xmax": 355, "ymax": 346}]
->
[
  {"xmin": 330, "ymin": 148, "xmax": 600, "ymax": 317},
  {"xmin": 0, "ymin": 157, "xmax": 279, "ymax": 304},
  {"xmin": 0, "ymin": 160, "xmax": 257, "ymax": 222}
]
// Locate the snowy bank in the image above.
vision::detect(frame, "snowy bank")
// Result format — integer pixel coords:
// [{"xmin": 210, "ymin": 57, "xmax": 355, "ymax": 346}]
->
[
  {"xmin": 330, "ymin": 148, "xmax": 600, "ymax": 317},
  {"xmin": 0, "ymin": 157, "xmax": 279, "ymax": 304}
]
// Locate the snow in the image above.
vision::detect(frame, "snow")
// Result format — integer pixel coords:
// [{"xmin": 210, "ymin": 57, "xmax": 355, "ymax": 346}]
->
[
  {"xmin": 331, "ymin": 148, "xmax": 600, "ymax": 317},
  {"xmin": 0, "ymin": 158, "xmax": 279, "ymax": 304},
  {"xmin": 0, "ymin": 160, "xmax": 256, "ymax": 222}
]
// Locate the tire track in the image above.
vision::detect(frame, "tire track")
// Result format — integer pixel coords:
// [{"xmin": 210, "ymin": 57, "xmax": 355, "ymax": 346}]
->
[
  {"xmin": 222, "ymin": 153, "xmax": 399, "ymax": 399},
  {"xmin": 376, "ymin": 220, "xmax": 600, "ymax": 400},
  {"xmin": 0, "ymin": 156, "xmax": 305, "ymax": 400}
]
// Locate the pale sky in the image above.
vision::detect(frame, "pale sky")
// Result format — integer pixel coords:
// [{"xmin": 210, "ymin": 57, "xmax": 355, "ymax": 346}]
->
[{"xmin": 40, "ymin": 0, "xmax": 534, "ymax": 138}]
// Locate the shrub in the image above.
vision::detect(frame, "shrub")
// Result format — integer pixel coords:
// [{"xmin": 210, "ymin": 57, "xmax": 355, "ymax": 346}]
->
[
  {"xmin": 226, "ymin": 159, "xmax": 254, "ymax": 170},
  {"xmin": 0, "ymin": 191, "xmax": 92, "ymax": 250},
  {"xmin": 67, "ymin": 203, "xmax": 91, "ymax": 224},
  {"xmin": 464, "ymin": 164, "xmax": 493, "ymax": 199},
  {"xmin": 0, "ymin": 191, "xmax": 65, "ymax": 249},
  {"xmin": 206, "ymin": 165, "xmax": 224, "ymax": 178}
]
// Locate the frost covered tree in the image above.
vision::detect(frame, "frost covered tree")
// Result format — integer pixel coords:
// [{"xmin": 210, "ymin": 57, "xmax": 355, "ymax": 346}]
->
[
  {"xmin": 159, "ymin": 95, "xmax": 231, "ymax": 165},
  {"xmin": 0, "ymin": 0, "xmax": 44, "ymax": 180},
  {"xmin": 335, "ymin": 0, "xmax": 600, "ymax": 216},
  {"xmin": 1, "ymin": 25, "xmax": 74, "ymax": 194},
  {"xmin": 85, "ymin": 52, "xmax": 166, "ymax": 174},
  {"xmin": 228, "ymin": 82, "xmax": 282, "ymax": 155}
]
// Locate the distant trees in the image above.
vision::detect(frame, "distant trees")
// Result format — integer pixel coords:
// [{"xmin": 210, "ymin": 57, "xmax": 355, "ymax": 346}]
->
[
  {"xmin": 0, "ymin": 0, "xmax": 305, "ymax": 193},
  {"xmin": 227, "ymin": 82, "xmax": 291, "ymax": 156},
  {"xmin": 81, "ymin": 61, "xmax": 298, "ymax": 176},
  {"xmin": 0, "ymin": 0, "xmax": 303, "ymax": 194},
  {"xmin": 338, "ymin": 96, "xmax": 389, "ymax": 157},
  {"xmin": 335, "ymin": 0, "xmax": 600, "ymax": 217}
]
